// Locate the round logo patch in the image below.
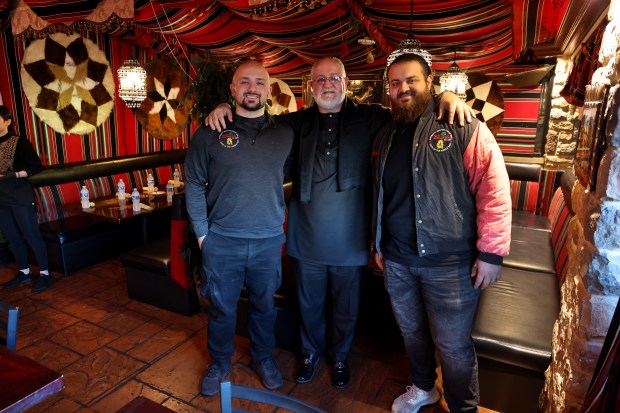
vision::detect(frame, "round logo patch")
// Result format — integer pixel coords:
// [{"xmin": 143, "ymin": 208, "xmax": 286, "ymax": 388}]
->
[
  {"xmin": 428, "ymin": 129, "xmax": 453, "ymax": 152},
  {"xmin": 219, "ymin": 130, "xmax": 240, "ymax": 148}
]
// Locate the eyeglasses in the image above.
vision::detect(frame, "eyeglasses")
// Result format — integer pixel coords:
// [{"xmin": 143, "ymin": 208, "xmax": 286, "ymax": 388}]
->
[{"xmin": 312, "ymin": 75, "xmax": 344, "ymax": 85}]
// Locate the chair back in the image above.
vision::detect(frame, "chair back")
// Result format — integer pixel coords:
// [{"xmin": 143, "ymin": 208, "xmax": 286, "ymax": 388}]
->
[
  {"xmin": 0, "ymin": 301, "xmax": 19, "ymax": 350},
  {"xmin": 219, "ymin": 380, "xmax": 327, "ymax": 413}
]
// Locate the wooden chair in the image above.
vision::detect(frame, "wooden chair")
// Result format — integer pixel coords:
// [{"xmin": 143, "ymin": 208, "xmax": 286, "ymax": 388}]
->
[
  {"xmin": 219, "ymin": 380, "xmax": 327, "ymax": 413},
  {"xmin": 0, "ymin": 301, "xmax": 19, "ymax": 350}
]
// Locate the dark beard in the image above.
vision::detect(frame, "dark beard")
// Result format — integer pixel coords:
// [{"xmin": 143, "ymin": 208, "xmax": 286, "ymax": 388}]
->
[
  {"xmin": 392, "ymin": 90, "xmax": 432, "ymax": 123},
  {"xmin": 238, "ymin": 100, "xmax": 264, "ymax": 112}
]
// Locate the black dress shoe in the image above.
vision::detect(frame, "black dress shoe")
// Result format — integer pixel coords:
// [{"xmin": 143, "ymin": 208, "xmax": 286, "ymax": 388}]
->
[
  {"xmin": 332, "ymin": 360, "xmax": 350, "ymax": 388},
  {"xmin": 296, "ymin": 353, "xmax": 320, "ymax": 383}
]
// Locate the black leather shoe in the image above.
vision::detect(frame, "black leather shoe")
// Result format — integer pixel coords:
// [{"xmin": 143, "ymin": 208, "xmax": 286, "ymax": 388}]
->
[
  {"xmin": 296, "ymin": 353, "xmax": 320, "ymax": 383},
  {"xmin": 332, "ymin": 360, "xmax": 350, "ymax": 388}
]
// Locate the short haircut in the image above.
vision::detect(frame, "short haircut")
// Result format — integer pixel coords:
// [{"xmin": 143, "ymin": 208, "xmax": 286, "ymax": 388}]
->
[{"xmin": 387, "ymin": 54, "xmax": 432, "ymax": 79}]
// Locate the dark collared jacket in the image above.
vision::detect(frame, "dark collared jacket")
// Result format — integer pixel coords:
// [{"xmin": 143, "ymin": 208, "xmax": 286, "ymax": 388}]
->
[{"xmin": 282, "ymin": 97, "xmax": 391, "ymax": 203}]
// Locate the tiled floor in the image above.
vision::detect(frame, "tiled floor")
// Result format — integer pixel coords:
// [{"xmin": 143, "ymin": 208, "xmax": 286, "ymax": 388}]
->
[{"xmin": 0, "ymin": 260, "xmax": 497, "ymax": 413}]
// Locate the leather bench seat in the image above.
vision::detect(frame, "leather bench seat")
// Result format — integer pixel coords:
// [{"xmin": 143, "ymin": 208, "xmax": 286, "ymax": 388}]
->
[
  {"xmin": 121, "ymin": 236, "xmax": 200, "ymax": 316},
  {"xmin": 473, "ymin": 266, "xmax": 560, "ymax": 412},
  {"xmin": 38, "ymin": 215, "xmax": 143, "ymax": 274},
  {"xmin": 473, "ymin": 266, "xmax": 560, "ymax": 372},
  {"xmin": 512, "ymin": 209, "xmax": 551, "ymax": 232},
  {"xmin": 503, "ymin": 226, "xmax": 555, "ymax": 274}
]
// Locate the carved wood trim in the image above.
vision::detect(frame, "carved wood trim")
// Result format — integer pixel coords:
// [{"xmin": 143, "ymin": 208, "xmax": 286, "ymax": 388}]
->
[{"xmin": 531, "ymin": 0, "xmax": 609, "ymax": 57}]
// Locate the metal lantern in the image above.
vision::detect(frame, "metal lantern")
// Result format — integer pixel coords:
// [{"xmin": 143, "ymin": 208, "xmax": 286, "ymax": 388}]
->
[
  {"xmin": 439, "ymin": 54, "xmax": 468, "ymax": 101},
  {"xmin": 117, "ymin": 57, "xmax": 147, "ymax": 110}
]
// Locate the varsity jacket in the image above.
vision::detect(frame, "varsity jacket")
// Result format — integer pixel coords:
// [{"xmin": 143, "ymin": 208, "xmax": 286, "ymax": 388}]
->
[{"xmin": 371, "ymin": 98, "xmax": 511, "ymax": 264}]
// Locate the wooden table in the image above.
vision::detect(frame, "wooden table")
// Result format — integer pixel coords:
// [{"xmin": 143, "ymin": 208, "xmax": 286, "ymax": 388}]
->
[
  {"xmin": 0, "ymin": 346, "xmax": 65, "ymax": 412},
  {"xmin": 64, "ymin": 190, "xmax": 177, "ymax": 242},
  {"xmin": 64, "ymin": 191, "xmax": 174, "ymax": 225}
]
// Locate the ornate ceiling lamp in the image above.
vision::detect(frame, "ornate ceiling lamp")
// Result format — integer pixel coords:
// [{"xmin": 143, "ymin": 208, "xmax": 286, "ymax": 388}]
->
[
  {"xmin": 440, "ymin": 50, "xmax": 468, "ymax": 101},
  {"xmin": 384, "ymin": 0, "xmax": 432, "ymax": 92},
  {"xmin": 117, "ymin": 57, "xmax": 147, "ymax": 111}
]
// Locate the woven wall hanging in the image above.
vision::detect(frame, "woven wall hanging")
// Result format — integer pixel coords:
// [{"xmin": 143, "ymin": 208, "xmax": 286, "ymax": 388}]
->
[
  {"xmin": 136, "ymin": 59, "xmax": 191, "ymax": 140},
  {"xmin": 20, "ymin": 33, "xmax": 115, "ymax": 135}
]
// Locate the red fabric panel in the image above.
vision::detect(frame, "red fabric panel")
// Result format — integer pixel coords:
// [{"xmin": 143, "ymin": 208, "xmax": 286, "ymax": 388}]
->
[
  {"xmin": 551, "ymin": 207, "xmax": 571, "ymax": 285},
  {"xmin": 503, "ymin": 101, "xmax": 540, "ymax": 119},
  {"xmin": 170, "ymin": 219, "xmax": 191, "ymax": 289},
  {"xmin": 510, "ymin": 180, "xmax": 539, "ymax": 213}
]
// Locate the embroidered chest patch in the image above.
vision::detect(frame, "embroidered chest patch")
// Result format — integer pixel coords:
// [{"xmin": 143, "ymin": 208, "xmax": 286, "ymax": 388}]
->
[
  {"xmin": 219, "ymin": 130, "xmax": 240, "ymax": 148},
  {"xmin": 428, "ymin": 129, "xmax": 453, "ymax": 153}
]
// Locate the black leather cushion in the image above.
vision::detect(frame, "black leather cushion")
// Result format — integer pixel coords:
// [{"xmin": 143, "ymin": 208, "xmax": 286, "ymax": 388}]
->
[
  {"xmin": 505, "ymin": 162, "xmax": 542, "ymax": 182},
  {"xmin": 473, "ymin": 266, "xmax": 560, "ymax": 372},
  {"xmin": 511, "ymin": 210, "xmax": 551, "ymax": 232},
  {"xmin": 39, "ymin": 215, "xmax": 119, "ymax": 244},
  {"xmin": 503, "ymin": 226, "xmax": 555, "ymax": 274},
  {"xmin": 121, "ymin": 237, "xmax": 171, "ymax": 277}
]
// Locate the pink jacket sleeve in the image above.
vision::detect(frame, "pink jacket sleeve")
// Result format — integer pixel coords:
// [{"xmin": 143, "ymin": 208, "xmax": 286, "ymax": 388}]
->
[{"xmin": 463, "ymin": 123, "xmax": 511, "ymax": 257}]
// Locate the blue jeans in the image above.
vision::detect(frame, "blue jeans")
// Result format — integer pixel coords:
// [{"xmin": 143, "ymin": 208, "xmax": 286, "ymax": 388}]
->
[
  {"xmin": 384, "ymin": 259, "xmax": 480, "ymax": 413},
  {"xmin": 201, "ymin": 232, "xmax": 284, "ymax": 365}
]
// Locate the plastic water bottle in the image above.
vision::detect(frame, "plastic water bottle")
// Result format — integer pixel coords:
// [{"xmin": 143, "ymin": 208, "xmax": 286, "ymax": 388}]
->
[
  {"xmin": 80, "ymin": 186, "xmax": 90, "ymax": 209},
  {"xmin": 147, "ymin": 173, "xmax": 155, "ymax": 193},
  {"xmin": 173, "ymin": 169, "xmax": 181, "ymax": 187},
  {"xmin": 131, "ymin": 188, "xmax": 141, "ymax": 212},
  {"xmin": 117, "ymin": 179, "xmax": 126, "ymax": 200},
  {"xmin": 166, "ymin": 180, "xmax": 174, "ymax": 202}
]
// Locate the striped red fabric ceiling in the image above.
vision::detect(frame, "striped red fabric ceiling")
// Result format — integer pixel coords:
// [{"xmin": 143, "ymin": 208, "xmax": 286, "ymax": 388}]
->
[{"xmin": 0, "ymin": 0, "xmax": 569, "ymax": 78}]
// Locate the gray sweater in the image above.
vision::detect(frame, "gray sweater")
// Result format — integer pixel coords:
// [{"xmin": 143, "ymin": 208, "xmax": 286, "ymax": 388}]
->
[{"xmin": 184, "ymin": 114, "xmax": 294, "ymax": 239}]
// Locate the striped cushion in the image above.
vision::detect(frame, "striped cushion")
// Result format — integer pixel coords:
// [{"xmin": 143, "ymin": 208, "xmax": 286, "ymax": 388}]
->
[
  {"xmin": 548, "ymin": 188, "xmax": 572, "ymax": 285},
  {"xmin": 510, "ymin": 180, "xmax": 539, "ymax": 212},
  {"xmin": 548, "ymin": 187, "xmax": 567, "ymax": 230}
]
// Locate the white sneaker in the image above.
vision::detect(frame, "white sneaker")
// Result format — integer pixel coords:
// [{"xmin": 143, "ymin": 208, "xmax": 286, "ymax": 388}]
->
[{"xmin": 392, "ymin": 384, "xmax": 440, "ymax": 413}]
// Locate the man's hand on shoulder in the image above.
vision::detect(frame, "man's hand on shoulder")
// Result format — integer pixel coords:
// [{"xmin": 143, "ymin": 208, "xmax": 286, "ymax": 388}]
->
[
  {"xmin": 436, "ymin": 91, "xmax": 475, "ymax": 126},
  {"xmin": 206, "ymin": 103, "xmax": 233, "ymax": 132}
]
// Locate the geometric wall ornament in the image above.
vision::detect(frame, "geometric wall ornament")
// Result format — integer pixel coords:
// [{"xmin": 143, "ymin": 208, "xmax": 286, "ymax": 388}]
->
[
  {"xmin": 463, "ymin": 72, "xmax": 505, "ymax": 137},
  {"xmin": 20, "ymin": 33, "xmax": 115, "ymax": 135},
  {"xmin": 136, "ymin": 59, "xmax": 191, "ymax": 140}
]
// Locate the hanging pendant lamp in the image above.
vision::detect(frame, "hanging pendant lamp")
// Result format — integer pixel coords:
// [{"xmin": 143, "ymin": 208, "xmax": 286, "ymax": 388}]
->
[
  {"xmin": 117, "ymin": 57, "xmax": 147, "ymax": 111},
  {"xmin": 439, "ymin": 50, "xmax": 468, "ymax": 101}
]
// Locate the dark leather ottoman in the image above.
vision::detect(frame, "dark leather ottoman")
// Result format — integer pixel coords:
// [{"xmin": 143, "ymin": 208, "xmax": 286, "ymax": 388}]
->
[
  {"xmin": 121, "ymin": 237, "xmax": 200, "ymax": 316},
  {"xmin": 38, "ymin": 215, "xmax": 143, "ymax": 274}
]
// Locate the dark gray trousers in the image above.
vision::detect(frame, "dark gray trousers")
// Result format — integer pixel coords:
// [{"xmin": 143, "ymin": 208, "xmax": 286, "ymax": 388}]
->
[{"xmin": 293, "ymin": 258, "xmax": 361, "ymax": 361}]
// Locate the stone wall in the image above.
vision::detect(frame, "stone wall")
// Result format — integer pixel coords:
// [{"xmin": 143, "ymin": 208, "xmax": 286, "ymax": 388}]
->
[
  {"xmin": 544, "ymin": 58, "xmax": 580, "ymax": 170},
  {"xmin": 540, "ymin": 3, "xmax": 620, "ymax": 412}
]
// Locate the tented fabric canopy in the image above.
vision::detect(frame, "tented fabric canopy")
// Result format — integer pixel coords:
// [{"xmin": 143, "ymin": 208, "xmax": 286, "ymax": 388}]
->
[{"xmin": 0, "ymin": 0, "xmax": 597, "ymax": 78}]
